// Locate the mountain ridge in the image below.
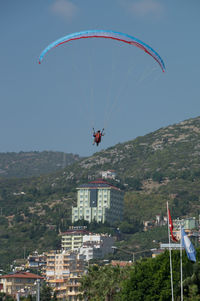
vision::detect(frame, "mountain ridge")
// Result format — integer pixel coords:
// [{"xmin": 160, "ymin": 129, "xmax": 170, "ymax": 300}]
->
[{"xmin": 0, "ymin": 151, "xmax": 81, "ymax": 178}]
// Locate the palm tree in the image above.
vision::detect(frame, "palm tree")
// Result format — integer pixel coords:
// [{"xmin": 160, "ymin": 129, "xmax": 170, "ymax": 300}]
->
[{"xmin": 79, "ymin": 264, "xmax": 131, "ymax": 301}]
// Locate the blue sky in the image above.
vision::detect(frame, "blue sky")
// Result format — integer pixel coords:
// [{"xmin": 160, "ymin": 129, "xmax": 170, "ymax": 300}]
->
[{"xmin": 0, "ymin": 0, "xmax": 200, "ymax": 156}]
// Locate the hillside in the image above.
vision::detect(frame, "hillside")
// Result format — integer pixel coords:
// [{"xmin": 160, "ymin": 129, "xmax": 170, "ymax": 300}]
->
[
  {"xmin": 0, "ymin": 151, "xmax": 80, "ymax": 178},
  {"xmin": 1, "ymin": 116, "xmax": 200, "ymax": 268}
]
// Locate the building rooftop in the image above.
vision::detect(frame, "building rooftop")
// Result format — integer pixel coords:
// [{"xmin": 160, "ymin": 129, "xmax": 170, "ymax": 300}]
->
[
  {"xmin": 1, "ymin": 272, "xmax": 43, "ymax": 279},
  {"xmin": 61, "ymin": 229, "xmax": 89, "ymax": 235},
  {"xmin": 77, "ymin": 180, "xmax": 120, "ymax": 190}
]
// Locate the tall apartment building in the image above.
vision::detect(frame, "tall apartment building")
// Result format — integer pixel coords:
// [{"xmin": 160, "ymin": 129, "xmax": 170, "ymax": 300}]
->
[
  {"xmin": 72, "ymin": 180, "xmax": 124, "ymax": 224},
  {"xmin": 45, "ymin": 250, "xmax": 86, "ymax": 300},
  {"xmin": 45, "ymin": 250, "xmax": 85, "ymax": 281}
]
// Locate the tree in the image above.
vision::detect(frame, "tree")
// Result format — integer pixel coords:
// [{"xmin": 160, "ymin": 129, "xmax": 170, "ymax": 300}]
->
[
  {"xmin": 79, "ymin": 264, "xmax": 131, "ymax": 301},
  {"xmin": 40, "ymin": 283, "xmax": 52, "ymax": 301},
  {"xmin": 0, "ymin": 293, "xmax": 14, "ymax": 301},
  {"xmin": 152, "ymin": 172, "xmax": 164, "ymax": 183},
  {"xmin": 119, "ymin": 249, "xmax": 200, "ymax": 301}
]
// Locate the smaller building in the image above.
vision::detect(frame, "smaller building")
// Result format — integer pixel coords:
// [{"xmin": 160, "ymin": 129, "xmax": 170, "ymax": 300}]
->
[
  {"xmin": 143, "ymin": 220, "xmax": 154, "ymax": 231},
  {"xmin": 0, "ymin": 272, "xmax": 43, "ymax": 297},
  {"xmin": 173, "ymin": 217, "xmax": 198, "ymax": 231},
  {"xmin": 101, "ymin": 170, "xmax": 116, "ymax": 180},
  {"xmin": 184, "ymin": 217, "xmax": 198, "ymax": 230},
  {"xmin": 27, "ymin": 251, "xmax": 46, "ymax": 269},
  {"xmin": 172, "ymin": 217, "xmax": 199, "ymax": 240},
  {"xmin": 61, "ymin": 230, "xmax": 114, "ymax": 261},
  {"xmin": 151, "ymin": 249, "xmax": 165, "ymax": 258},
  {"xmin": 79, "ymin": 234, "xmax": 114, "ymax": 261},
  {"xmin": 49, "ymin": 272, "xmax": 84, "ymax": 301},
  {"xmin": 61, "ymin": 229, "xmax": 89, "ymax": 250}
]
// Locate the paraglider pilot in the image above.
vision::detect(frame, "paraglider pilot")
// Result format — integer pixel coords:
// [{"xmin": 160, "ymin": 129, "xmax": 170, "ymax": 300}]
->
[{"xmin": 93, "ymin": 128, "xmax": 104, "ymax": 146}]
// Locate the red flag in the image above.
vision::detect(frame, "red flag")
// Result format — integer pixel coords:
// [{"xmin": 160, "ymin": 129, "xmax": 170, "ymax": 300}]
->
[{"xmin": 168, "ymin": 208, "xmax": 178, "ymax": 242}]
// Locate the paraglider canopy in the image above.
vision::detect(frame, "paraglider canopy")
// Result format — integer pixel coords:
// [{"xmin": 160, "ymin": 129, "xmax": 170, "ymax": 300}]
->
[{"xmin": 39, "ymin": 30, "xmax": 165, "ymax": 72}]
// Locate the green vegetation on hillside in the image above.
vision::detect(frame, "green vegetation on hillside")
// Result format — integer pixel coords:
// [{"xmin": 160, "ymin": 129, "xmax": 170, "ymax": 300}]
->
[{"xmin": 1, "ymin": 116, "xmax": 200, "ymax": 268}]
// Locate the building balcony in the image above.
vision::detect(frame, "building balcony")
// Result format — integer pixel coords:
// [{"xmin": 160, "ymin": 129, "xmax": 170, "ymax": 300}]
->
[
  {"xmin": 66, "ymin": 283, "xmax": 80, "ymax": 287},
  {"xmin": 67, "ymin": 291, "xmax": 79, "ymax": 296},
  {"xmin": 54, "ymin": 287, "xmax": 66, "ymax": 291},
  {"xmin": 56, "ymin": 293, "xmax": 67, "ymax": 299}
]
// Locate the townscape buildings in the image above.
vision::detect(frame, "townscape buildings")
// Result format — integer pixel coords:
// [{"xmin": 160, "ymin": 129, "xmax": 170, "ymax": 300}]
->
[
  {"xmin": 0, "ymin": 179, "xmax": 121, "ymax": 300},
  {"xmin": 0, "ymin": 228, "xmax": 114, "ymax": 299},
  {"xmin": 1, "ymin": 179, "xmax": 200, "ymax": 300}
]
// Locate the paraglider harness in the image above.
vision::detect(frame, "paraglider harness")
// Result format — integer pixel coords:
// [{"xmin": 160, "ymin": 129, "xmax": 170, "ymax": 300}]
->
[{"xmin": 93, "ymin": 128, "xmax": 104, "ymax": 146}]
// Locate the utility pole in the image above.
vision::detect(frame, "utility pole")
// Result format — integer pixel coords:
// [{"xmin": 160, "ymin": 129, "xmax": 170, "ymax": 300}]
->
[
  {"xmin": 36, "ymin": 279, "xmax": 40, "ymax": 301},
  {"xmin": 16, "ymin": 293, "xmax": 20, "ymax": 301}
]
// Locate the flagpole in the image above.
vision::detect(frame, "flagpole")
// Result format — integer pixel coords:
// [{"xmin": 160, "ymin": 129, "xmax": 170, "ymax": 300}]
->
[
  {"xmin": 180, "ymin": 226, "xmax": 183, "ymax": 301},
  {"xmin": 167, "ymin": 201, "xmax": 174, "ymax": 301}
]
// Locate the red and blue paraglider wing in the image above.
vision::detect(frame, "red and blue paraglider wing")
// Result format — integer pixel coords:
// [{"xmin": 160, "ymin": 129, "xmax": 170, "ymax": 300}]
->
[{"xmin": 39, "ymin": 30, "xmax": 165, "ymax": 72}]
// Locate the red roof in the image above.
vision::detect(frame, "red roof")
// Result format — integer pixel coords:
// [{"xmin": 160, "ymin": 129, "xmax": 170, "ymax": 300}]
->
[
  {"xmin": 61, "ymin": 229, "xmax": 89, "ymax": 235},
  {"xmin": 89, "ymin": 179, "xmax": 112, "ymax": 185},
  {"xmin": 78, "ymin": 179, "xmax": 120, "ymax": 191},
  {"xmin": 91, "ymin": 180, "xmax": 120, "ymax": 190},
  {"xmin": 1, "ymin": 272, "xmax": 43, "ymax": 279}
]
